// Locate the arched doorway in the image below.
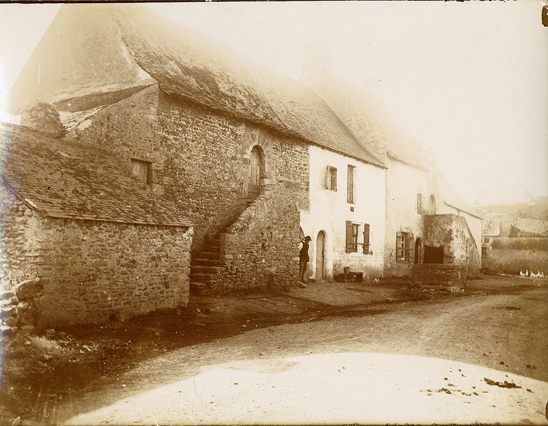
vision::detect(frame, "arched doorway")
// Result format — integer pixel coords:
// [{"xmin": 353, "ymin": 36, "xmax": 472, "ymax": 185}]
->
[
  {"xmin": 249, "ymin": 146, "xmax": 264, "ymax": 199},
  {"xmin": 316, "ymin": 231, "xmax": 326, "ymax": 280},
  {"xmin": 428, "ymin": 195, "xmax": 436, "ymax": 215}
]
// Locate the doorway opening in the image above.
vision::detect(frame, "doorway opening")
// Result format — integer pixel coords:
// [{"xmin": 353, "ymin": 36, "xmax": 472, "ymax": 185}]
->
[
  {"xmin": 424, "ymin": 245, "xmax": 444, "ymax": 264},
  {"xmin": 249, "ymin": 145, "xmax": 265, "ymax": 200},
  {"xmin": 414, "ymin": 237, "xmax": 423, "ymax": 264},
  {"xmin": 316, "ymin": 231, "xmax": 326, "ymax": 280}
]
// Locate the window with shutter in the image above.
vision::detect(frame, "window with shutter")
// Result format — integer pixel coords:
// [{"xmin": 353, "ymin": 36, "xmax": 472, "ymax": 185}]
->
[
  {"xmin": 397, "ymin": 231, "xmax": 415, "ymax": 262},
  {"xmin": 346, "ymin": 221, "xmax": 359, "ymax": 253},
  {"xmin": 346, "ymin": 221, "xmax": 354, "ymax": 253},
  {"xmin": 363, "ymin": 224, "xmax": 370, "ymax": 254},
  {"xmin": 396, "ymin": 231, "xmax": 403, "ymax": 261},
  {"xmin": 326, "ymin": 166, "xmax": 337, "ymax": 191},
  {"xmin": 131, "ymin": 159, "xmax": 152, "ymax": 185}
]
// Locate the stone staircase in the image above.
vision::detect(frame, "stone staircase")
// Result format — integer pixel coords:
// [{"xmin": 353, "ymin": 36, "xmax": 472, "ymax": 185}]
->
[
  {"xmin": 189, "ymin": 235, "xmax": 225, "ymax": 296},
  {"xmin": 189, "ymin": 195, "xmax": 259, "ymax": 296}
]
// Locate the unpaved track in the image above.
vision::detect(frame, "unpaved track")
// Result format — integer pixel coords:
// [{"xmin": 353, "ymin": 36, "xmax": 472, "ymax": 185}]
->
[{"xmin": 52, "ymin": 286, "xmax": 547, "ymax": 425}]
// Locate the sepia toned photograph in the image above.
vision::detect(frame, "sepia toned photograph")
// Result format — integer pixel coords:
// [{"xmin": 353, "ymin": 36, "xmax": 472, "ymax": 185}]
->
[{"xmin": 0, "ymin": 1, "xmax": 547, "ymax": 425}]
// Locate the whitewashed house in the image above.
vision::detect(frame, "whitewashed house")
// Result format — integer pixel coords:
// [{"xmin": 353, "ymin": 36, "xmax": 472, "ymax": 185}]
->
[
  {"xmin": 302, "ymin": 47, "xmax": 482, "ymax": 283},
  {"xmin": 301, "ymin": 144, "xmax": 386, "ymax": 281}
]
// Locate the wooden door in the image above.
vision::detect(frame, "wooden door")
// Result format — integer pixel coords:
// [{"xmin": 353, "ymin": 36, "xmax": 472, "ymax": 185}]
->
[{"xmin": 316, "ymin": 231, "xmax": 326, "ymax": 280}]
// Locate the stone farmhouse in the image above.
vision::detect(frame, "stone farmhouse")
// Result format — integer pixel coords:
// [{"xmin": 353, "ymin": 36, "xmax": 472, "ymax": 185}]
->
[
  {"xmin": 0, "ymin": 119, "xmax": 192, "ymax": 328},
  {"xmin": 2, "ymin": 4, "xmax": 482, "ymax": 326}
]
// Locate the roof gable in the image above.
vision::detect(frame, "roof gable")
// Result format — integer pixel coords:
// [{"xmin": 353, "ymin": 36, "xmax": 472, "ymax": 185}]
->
[{"xmin": 0, "ymin": 122, "xmax": 191, "ymax": 227}]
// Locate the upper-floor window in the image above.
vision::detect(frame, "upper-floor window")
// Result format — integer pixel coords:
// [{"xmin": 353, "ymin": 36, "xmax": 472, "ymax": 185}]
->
[
  {"xmin": 326, "ymin": 166, "xmax": 337, "ymax": 191},
  {"xmin": 428, "ymin": 194, "xmax": 436, "ymax": 215},
  {"xmin": 347, "ymin": 165, "xmax": 356, "ymax": 203},
  {"xmin": 417, "ymin": 193, "xmax": 423, "ymax": 214},
  {"xmin": 131, "ymin": 158, "xmax": 152, "ymax": 185}
]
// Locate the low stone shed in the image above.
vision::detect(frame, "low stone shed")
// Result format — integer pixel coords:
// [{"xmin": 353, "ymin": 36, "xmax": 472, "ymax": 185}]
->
[{"xmin": 0, "ymin": 123, "xmax": 193, "ymax": 329}]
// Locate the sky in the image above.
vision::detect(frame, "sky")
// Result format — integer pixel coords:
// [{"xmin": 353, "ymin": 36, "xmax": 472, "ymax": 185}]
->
[{"xmin": 0, "ymin": 1, "xmax": 547, "ymax": 204}]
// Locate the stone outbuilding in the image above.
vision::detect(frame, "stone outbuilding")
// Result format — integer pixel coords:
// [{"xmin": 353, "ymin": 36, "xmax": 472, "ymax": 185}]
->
[{"xmin": 0, "ymin": 122, "xmax": 192, "ymax": 328}]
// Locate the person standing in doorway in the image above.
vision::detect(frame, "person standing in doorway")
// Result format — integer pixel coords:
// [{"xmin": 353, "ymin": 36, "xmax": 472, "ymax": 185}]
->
[{"xmin": 299, "ymin": 236, "xmax": 312, "ymax": 283}]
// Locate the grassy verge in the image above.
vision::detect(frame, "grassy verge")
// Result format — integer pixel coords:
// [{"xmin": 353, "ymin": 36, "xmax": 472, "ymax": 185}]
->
[{"xmin": 482, "ymin": 249, "xmax": 547, "ymax": 276}]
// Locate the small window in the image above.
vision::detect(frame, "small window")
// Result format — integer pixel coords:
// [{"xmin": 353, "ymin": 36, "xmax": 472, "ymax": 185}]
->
[
  {"xmin": 346, "ymin": 221, "xmax": 359, "ymax": 253},
  {"xmin": 347, "ymin": 165, "xmax": 356, "ymax": 204},
  {"xmin": 396, "ymin": 231, "xmax": 415, "ymax": 262},
  {"xmin": 417, "ymin": 193, "xmax": 423, "ymax": 214},
  {"xmin": 326, "ymin": 166, "xmax": 337, "ymax": 191},
  {"xmin": 482, "ymin": 246, "xmax": 488, "ymax": 256},
  {"xmin": 131, "ymin": 159, "xmax": 152, "ymax": 185}
]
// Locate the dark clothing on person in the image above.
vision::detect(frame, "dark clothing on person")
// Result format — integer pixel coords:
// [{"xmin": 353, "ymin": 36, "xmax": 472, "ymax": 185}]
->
[
  {"xmin": 300, "ymin": 240, "xmax": 310, "ymax": 262},
  {"xmin": 299, "ymin": 237, "xmax": 311, "ymax": 282}
]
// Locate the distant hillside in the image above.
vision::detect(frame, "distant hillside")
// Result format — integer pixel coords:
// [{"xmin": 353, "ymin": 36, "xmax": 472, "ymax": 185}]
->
[{"xmin": 478, "ymin": 198, "xmax": 548, "ymax": 221}]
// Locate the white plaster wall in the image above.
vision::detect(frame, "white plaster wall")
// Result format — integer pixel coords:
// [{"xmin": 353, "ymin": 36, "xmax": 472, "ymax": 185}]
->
[
  {"xmin": 300, "ymin": 146, "xmax": 386, "ymax": 280},
  {"xmin": 442, "ymin": 204, "xmax": 483, "ymax": 263},
  {"xmin": 384, "ymin": 159, "xmax": 429, "ymax": 275}
]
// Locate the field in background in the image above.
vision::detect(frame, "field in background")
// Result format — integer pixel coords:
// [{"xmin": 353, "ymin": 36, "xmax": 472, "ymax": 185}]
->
[{"xmin": 482, "ymin": 248, "xmax": 547, "ymax": 276}]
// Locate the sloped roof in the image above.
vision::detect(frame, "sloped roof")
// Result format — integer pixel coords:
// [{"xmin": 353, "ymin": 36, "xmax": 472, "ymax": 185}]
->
[
  {"xmin": 305, "ymin": 71, "xmax": 431, "ymax": 169},
  {"xmin": 438, "ymin": 172, "xmax": 482, "ymax": 219},
  {"xmin": 474, "ymin": 171, "xmax": 535, "ymax": 206},
  {"xmin": 6, "ymin": 4, "xmax": 384, "ymax": 169},
  {"xmin": 5, "ymin": 5, "xmax": 154, "ymax": 114},
  {"xmin": 0, "ymin": 122, "xmax": 191, "ymax": 227}
]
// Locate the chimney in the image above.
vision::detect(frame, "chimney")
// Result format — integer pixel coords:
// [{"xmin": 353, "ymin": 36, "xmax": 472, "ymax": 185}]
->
[
  {"xmin": 300, "ymin": 42, "xmax": 332, "ymax": 87},
  {"xmin": 20, "ymin": 102, "xmax": 67, "ymax": 138}
]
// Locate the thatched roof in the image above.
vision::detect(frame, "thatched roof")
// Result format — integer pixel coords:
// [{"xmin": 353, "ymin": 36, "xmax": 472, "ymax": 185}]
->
[
  {"xmin": 6, "ymin": 4, "xmax": 384, "ymax": 168},
  {"xmin": 0, "ymin": 122, "xmax": 191, "ymax": 227}
]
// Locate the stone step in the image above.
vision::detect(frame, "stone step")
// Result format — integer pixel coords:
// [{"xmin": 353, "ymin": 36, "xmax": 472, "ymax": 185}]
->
[
  {"xmin": 192, "ymin": 257, "xmax": 224, "ymax": 267},
  {"xmin": 191, "ymin": 265, "xmax": 225, "ymax": 275},
  {"xmin": 203, "ymin": 238, "xmax": 221, "ymax": 247},
  {"xmin": 189, "ymin": 282, "xmax": 211, "ymax": 296},
  {"xmin": 193, "ymin": 251, "xmax": 220, "ymax": 260},
  {"xmin": 189, "ymin": 273, "xmax": 216, "ymax": 283}
]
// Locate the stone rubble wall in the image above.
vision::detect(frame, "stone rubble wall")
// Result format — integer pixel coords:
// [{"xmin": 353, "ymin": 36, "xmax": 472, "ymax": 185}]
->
[
  {"xmin": 424, "ymin": 214, "xmax": 481, "ymax": 278},
  {"xmin": 412, "ymin": 264, "xmax": 466, "ymax": 287},
  {"xmin": 70, "ymin": 86, "xmax": 249, "ymax": 251},
  {"xmin": 69, "ymin": 86, "xmax": 310, "ymax": 293},
  {"xmin": 1, "ymin": 188, "xmax": 192, "ymax": 329},
  {"xmin": 217, "ymin": 179, "xmax": 305, "ymax": 292}
]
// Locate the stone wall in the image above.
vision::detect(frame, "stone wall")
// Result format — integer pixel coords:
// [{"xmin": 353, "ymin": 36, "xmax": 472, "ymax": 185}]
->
[
  {"xmin": 70, "ymin": 86, "xmax": 310, "ymax": 293},
  {"xmin": 1, "ymin": 189, "xmax": 192, "ymax": 328},
  {"xmin": 71, "ymin": 86, "xmax": 263, "ymax": 251},
  {"xmin": 424, "ymin": 214, "xmax": 481, "ymax": 278},
  {"xmin": 217, "ymin": 180, "xmax": 304, "ymax": 292},
  {"xmin": 413, "ymin": 264, "xmax": 466, "ymax": 287},
  {"xmin": 1, "ymin": 192, "xmax": 42, "ymax": 285}
]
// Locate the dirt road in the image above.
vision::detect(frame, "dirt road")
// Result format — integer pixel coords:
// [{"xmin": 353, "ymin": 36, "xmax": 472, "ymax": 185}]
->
[{"xmin": 2, "ymin": 277, "xmax": 547, "ymax": 424}]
